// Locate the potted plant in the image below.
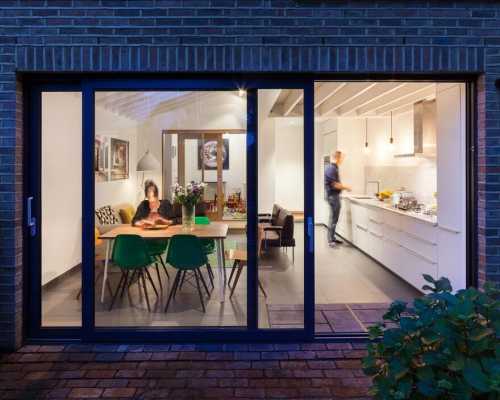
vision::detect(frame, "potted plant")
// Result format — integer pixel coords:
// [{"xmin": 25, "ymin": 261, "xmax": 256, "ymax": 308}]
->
[
  {"xmin": 363, "ymin": 275, "xmax": 500, "ymax": 400},
  {"xmin": 173, "ymin": 181, "xmax": 206, "ymax": 230}
]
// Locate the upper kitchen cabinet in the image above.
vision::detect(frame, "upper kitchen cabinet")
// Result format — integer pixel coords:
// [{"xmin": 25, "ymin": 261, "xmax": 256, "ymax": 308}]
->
[{"xmin": 436, "ymin": 83, "xmax": 467, "ymax": 291}]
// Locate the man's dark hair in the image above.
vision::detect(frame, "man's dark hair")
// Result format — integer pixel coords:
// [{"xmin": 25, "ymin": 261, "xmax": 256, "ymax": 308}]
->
[{"xmin": 144, "ymin": 180, "xmax": 159, "ymax": 198}]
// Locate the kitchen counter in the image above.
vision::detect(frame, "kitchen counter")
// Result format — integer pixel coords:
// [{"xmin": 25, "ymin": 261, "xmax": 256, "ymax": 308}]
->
[{"xmin": 343, "ymin": 194, "xmax": 438, "ymax": 226}]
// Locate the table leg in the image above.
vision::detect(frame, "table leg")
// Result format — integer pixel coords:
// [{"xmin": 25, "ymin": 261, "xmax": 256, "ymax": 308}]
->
[
  {"xmin": 101, "ymin": 240, "xmax": 111, "ymax": 303},
  {"xmin": 216, "ymin": 238, "xmax": 225, "ymax": 303}
]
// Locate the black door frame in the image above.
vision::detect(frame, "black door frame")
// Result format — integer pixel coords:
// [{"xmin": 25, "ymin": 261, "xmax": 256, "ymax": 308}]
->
[{"xmin": 23, "ymin": 73, "xmax": 477, "ymax": 343}]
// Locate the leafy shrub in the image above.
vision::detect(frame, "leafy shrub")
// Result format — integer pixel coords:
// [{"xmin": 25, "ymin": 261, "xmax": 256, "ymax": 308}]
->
[{"xmin": 363, "ymin": 275, "xmax": 500, "ymax": 400}]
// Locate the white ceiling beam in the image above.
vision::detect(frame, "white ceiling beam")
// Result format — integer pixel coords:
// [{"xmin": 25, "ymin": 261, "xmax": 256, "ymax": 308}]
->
[
  {"xmin": 319, "ymin": 82, "xmax": 376, "ymax": 116},
  {"xmin": 96, "ymin": 91, "xmax": 144, "ymax": 106},
  {"xmin": 375, "ymin": 86, "xmax": 436, "ymax": 115},
  {"xmin": 336, "ymin": 82, "xmax": 406, "ymax": 116},
  {"xmin": 283, "ymin": 90, "xmax": 303, "ymax": 116},
  {"xmin": 151, "ymin": 92, "xmax": 214, "ymax": 116},
  {"xmin": 107, "ymin": 92, "xmax": 179, "ymax": 113},
  {"xmin": 386, "ymin": 104, "xmax": 414, "ymax": 116},
  {"xmin": 314, "ymin": 82, "xmax": 345, "ymax": 109},
  {"xmin": 356, "ymin": 83, "xmax": 435, "ymax": 116}
]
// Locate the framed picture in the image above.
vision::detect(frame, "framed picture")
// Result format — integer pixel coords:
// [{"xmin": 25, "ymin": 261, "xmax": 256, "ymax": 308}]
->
[
  {"xmin": 198, "ymin": 138, "xmax": 229, "ymax": 170},
  {"xmin": 94, "ymin": 135, "xmax": 110, "ymax": 182},
  {"xmin": 110, "ymin": 138, "xmax": 129, "ymax": 180}
]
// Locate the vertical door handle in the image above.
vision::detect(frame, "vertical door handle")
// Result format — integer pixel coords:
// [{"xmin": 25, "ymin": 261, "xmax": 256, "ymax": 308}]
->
[
  {"xmin": 307, "ymin": 216, "xmax": 314, "ymax": 253},
  {"xmin": 26, "ymin": 196, "xmax": 37, "ymax": 237}
]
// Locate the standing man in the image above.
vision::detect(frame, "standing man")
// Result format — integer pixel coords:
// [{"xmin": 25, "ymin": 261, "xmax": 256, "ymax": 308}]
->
[{"xmin": 325, "ymin": 150, "xmax": 351, "ymax": 247}]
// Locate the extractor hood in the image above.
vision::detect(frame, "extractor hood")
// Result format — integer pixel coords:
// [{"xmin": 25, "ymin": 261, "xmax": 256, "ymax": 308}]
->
[{"xmin": 394, "ymin": 99, "xmax": 436, "ymax": 158}]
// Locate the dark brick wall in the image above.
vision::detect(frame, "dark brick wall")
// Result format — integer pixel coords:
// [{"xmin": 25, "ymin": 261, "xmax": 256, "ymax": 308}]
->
[{"xmin": 1, "ymin": 0, "xmax": 500, "ymax": 350}]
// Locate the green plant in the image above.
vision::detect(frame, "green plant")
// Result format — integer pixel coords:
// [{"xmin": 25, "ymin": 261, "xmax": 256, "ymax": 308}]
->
[{"xmin": 363, "ymin": 275, "xmax": 500, "ymax": 400}]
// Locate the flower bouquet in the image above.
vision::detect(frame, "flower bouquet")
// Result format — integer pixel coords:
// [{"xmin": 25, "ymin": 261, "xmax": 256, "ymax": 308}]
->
[{"xmin": 173, "ymin": 181, "xmax": 206, "ymax": 229}]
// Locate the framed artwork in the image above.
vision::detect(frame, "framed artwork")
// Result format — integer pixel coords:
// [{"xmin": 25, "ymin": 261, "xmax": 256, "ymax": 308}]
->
[
  {"xmin": 94, "ymin": 135, "xmax": 110, "ymax": 182},
  {"xmin": 198, "ymin": 138, "xmax": 229, "ymax": 170},
  {"xmin": 110, "ymin": 138, "xmax": 129, "ymax": 180}
]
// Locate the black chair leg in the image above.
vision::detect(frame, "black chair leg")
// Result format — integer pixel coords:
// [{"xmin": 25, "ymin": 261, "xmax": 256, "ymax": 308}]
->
[
  {"xmin": 140, "ymin": 271, "xmax": 151, "ymax": 312},
  {"xmin": 120, "ymin": 271, "xmax": 130, "ymax": 299},
  {"xmin": 292, "ymin": 247, "xmax": 295, "ymax": 263},
  {"xmin": 178, "ymin": 270, "xmax": 187, "ymax": 291},
  {"xmin": 154, "ymin": 263, "xmax": 163, "ymax": 291},
  {"xmin": 258, "ymin": 279, "xmax": 267, "ymax": 298},
  {"xmin": 205, "ymin": 263, "xmax": 214, "ymax": 288},
  {"xmin": 128, "ymin": 270, "xmax": 137, "ymax": 288},
  {"xmin": 157, "ymin": 256, "xmax": 170, "ymax": 279},
  {"xmin": 109, "ymin": 271, "xmax": 127, "ymax": 311},
  {"xmin": 144, "ymin": 268, "xmax": 159, "ymax": 298},
  {"xmin": 197, "ymin": 268, "xmax": 210, "ymax": 297},
  {"xmin": 193, "ymin": 268, "xmax": 206, "ymax": 313},
  {"xmin": 165, "ymin": 270, "xmax": 181, "ymax": 313},
  {"xmin": 228, "ymin": 260, "xmax": 238, "ymax": 286},
  {"xmin": 171, "ymin": 270, "xmax": 182, "ymax": 300},
  {"xmin": 230, "ymin": 262, "xmax": 244, "ymax": 298}
]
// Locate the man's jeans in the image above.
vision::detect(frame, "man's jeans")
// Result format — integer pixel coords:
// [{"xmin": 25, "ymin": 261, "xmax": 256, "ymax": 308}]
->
[{"xmin": 327, "ymin": 194, "xmax": 341, "ymax": 243}]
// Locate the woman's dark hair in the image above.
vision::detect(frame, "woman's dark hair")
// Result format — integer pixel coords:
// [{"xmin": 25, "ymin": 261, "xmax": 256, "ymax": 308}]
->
[{"xmin": 144, "ymin": 180, "xmax": 159, "ymax": 198}]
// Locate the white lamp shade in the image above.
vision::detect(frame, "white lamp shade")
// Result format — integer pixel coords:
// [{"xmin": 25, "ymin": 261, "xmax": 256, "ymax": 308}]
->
[{"xmin": 137, "ymin": 150, "xmax": 160, "ymax": 171}]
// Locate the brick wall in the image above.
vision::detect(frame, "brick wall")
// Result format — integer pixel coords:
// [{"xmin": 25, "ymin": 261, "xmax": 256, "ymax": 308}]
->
[{"xmin": 1, "ymin": 0, "xmax": 500, "ymax": 350}]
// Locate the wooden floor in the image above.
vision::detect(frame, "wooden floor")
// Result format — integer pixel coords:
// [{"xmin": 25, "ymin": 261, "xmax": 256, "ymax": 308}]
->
[{"xmin": 41, "ymin": 224, "xmax": 420, "ymax": 332}]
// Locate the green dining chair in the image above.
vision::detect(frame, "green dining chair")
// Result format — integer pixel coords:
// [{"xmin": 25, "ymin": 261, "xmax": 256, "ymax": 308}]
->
[
  {"xmin": 147, "ymin": 239, "xmax": 170, "ymax": 290},
  {"xmin": 109, "ymin": 234, "xmax": 159, "ymax": 312},
  {"xmin": 195, "ymin": 216, "xmax": 215, "ymax": 288},
  {"xmin": 164, "ymin": 234, "xmax": 211, "ymax": 313}
]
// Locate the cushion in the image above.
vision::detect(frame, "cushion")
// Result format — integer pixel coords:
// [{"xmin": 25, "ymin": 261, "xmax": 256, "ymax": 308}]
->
[
  {"xmin": 119, "ymin": 205, "xmax": 135, "ymax": 224},
  {"xmin": 95, "ymin": 205, "xmax": 120, "ymax": 225}
]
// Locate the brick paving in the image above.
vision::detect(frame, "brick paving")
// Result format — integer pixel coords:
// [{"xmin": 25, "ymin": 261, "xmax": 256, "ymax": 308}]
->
[{"xmin": 0, "ymin": 343, "xmax": 372, "ymax": 399}]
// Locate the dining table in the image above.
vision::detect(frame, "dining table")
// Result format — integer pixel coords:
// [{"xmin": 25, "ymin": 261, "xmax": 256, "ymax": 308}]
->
[{"xmin": 98, "ymin": 222, "xmax": 229, "ymax": 304}]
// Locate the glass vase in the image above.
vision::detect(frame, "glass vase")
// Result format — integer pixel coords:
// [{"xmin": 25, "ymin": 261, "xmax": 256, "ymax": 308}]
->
[{"xmin": 182, "ymin": 203, "xmax": 195, "ymax": 230}]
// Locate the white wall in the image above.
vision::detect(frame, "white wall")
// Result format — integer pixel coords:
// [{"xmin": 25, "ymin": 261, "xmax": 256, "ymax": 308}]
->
[
  {"xmin": 42, "ymin": 92, "xmax": 82, "ymax": 285},
  {"xmin": 273, "ymin": 118, "xmax": 304, "ymax": 211},
  {"xmin": 337, "ymin": 118, "xmax": 366, "ymax": 194},
  {"xmin": 258, "ymin": 90, "xmax": 279, "ymax": 213},
  {"xmin": 363, "ymin": 112, "xmax": 437, "ymax": 204},
  {"xmin": 95, "ymin": 105, "xmax": 139, "ymax": 208}
]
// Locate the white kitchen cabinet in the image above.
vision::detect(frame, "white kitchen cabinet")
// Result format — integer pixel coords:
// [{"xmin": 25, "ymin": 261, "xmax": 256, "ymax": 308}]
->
[
  {"xmin": 336, "ymin": 197, "xmax": 353, "ymax": 242},
  {"xmin": 348, "ymin": 198, "xmax": 439, "ymax": 292}
]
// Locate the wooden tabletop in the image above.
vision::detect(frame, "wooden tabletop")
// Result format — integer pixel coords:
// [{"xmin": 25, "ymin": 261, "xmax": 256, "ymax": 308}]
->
[{"xmin": 99, "ymin": 222, "xmax": 229, "ymax": 240}]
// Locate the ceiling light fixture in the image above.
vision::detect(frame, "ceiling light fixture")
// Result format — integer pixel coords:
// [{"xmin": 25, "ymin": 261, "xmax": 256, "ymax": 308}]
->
[
  {"xmin": 238, "ymin": 89, "xmax": 246, "ymax": 97},
  {"xmin": 364, "ymin": 118, "xmax": 371, "ymax": 154}
]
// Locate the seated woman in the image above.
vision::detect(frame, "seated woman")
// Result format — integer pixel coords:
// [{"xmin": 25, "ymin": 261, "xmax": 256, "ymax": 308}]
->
[{"xmin": 132, "ymin": 180, "xmax": 175, "ymax": 227}]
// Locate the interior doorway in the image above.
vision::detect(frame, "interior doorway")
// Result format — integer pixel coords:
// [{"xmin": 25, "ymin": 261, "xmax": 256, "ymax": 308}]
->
[{"xmin": 163, "ymin": 129, "xmax": 246, "ymax": 222}]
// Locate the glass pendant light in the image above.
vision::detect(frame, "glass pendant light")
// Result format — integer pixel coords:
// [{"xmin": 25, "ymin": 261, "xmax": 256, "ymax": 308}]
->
[{"xmin": 364, "ymin": 117, "xmax": 371, "ymax": 154}]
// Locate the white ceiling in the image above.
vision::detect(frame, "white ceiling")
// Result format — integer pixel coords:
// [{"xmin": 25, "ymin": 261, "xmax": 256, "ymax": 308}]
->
[
  {"xmin": 270, "ymin": 82, "xmax": 436, "ymax": 118},
  {"xmin": 96, "ymin": 82, "xmax": 437, "ymax": 122}
]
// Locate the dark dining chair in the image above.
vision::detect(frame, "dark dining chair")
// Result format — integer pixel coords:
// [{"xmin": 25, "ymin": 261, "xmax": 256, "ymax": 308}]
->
[
  {"xmin": 164, "ymin": 234, "xmax": 211, "ymax": 313},
  {"xmin": 108, "ymin": 234, "xmax": 159, "ymax": 312}
]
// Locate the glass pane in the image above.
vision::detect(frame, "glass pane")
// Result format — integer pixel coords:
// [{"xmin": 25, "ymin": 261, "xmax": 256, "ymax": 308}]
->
[
  {"xmin": 41, "ymin": 92, "xmax": 82, "ymax": 327},
  {"xmin": 257, "ymin": 89, "xmax": 304, "ymax": 329},
  {"xmin": 94, "ymin": 90, "xmax": 247, "ymax": 328}
]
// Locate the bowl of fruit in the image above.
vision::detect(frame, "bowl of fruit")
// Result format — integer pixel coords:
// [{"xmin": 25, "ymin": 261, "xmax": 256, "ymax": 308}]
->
[{"xmin": 377, "ymin": 190, "xmax": 393, "ymax": 202}]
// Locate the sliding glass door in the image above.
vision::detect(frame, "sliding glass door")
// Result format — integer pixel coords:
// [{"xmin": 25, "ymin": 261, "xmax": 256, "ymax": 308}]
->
[{"xmin": 26, "ymin": 77, "xmax": 314, "ymax": 342}]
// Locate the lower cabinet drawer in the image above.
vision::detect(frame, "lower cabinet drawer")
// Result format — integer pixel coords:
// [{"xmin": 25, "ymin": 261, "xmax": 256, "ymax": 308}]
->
[{"xmin": 383, "ymin": 238, "xmax": 438, "ymax": 292}]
